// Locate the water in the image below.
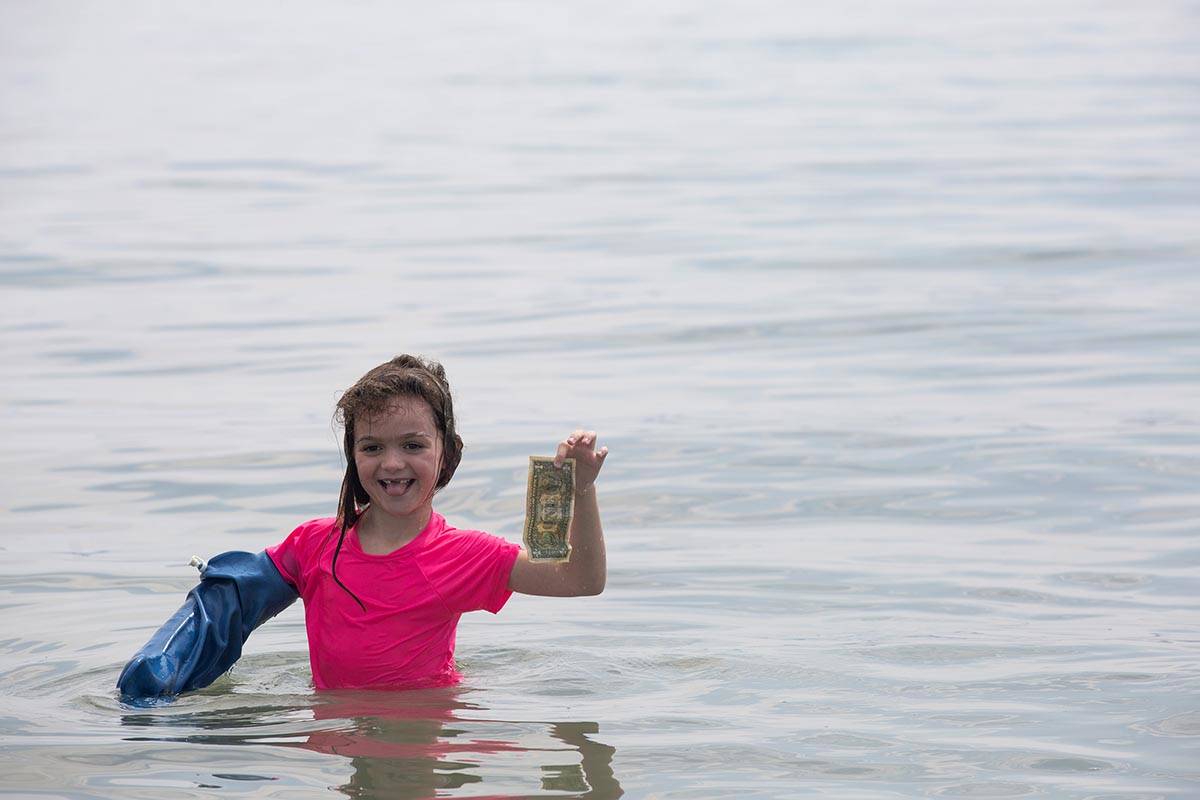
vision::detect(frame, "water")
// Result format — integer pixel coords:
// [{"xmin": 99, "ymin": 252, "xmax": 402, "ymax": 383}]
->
[{"xmin": 2, "ymin": 0, "xmax": 1199, "ymax": 797}]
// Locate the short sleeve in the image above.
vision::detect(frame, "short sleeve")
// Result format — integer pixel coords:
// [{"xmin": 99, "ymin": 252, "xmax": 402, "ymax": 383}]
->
[
  {"xmin": 266, "ymin": 520, "xmax": 317, "ymax": 594},
  {"xmin": 421, "ymin": 529, "xmax": 521, "ymax": 615}
]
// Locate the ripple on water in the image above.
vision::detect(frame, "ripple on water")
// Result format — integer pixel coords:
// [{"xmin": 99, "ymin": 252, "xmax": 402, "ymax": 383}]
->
[
  {"xmin": 1134, "ymin": 710, "xmax": 1200, "ymax": 737},
  {"xmin": 926, "ymin": 712, "xmax": 1024, "ymax": 730},
  {"xmin": 0, "ymin": 573, "xmax": 186, "ymax": 596},
  {"xmin": 1054, "ymin": 572, "xmax": 1152, "ymax": 590},
  {"xmin": 859, "ymin": 643, "xmax": 1038, "ymax": 666},
  {"xmin": 964, "ymin": 584, "xmax": 1112, "ymax": 607},
  {"xmin": 935, "ymin": 781, "xmax": 1035, "ymax": 797},
  {"xmin": 1005, "ymin": 754, "xmax": 1116, "ymax": 773},
  {"xmin": 0, "ymin": 257, "xmax": 229, "ymax": 289},
  {"xmin": 796, "ymin": 733, "xmax": 895, "ymax": 750},
  {"xmin": 628, "ymin": 742, "xmax": 928, "ymax": 783},
  {"xmin": 87, "ymin": 450, "xmax": 335, "ymax": 473}
]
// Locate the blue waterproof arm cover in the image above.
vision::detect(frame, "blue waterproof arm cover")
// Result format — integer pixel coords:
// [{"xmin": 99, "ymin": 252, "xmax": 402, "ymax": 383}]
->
[{"xmin": 117, "ymin": 550, "xmax": 299, "ymax": 702}]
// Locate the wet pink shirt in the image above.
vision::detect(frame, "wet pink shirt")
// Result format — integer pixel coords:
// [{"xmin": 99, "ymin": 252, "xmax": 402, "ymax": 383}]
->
[{"xmin": 267, "ymin": 512, "xmax": 520, "ymax": 690}]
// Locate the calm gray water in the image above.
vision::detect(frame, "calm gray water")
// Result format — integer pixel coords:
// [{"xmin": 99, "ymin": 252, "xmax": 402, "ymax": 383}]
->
[{"xmin": 2, "ymin": 1, "xmax": 1199, "ymax": 797}]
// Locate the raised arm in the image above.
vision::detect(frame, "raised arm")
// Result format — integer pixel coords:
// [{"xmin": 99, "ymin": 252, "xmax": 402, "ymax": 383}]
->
[{"xmin": 509, "ymin": 429, "xmax": 609, "ymax": 597}]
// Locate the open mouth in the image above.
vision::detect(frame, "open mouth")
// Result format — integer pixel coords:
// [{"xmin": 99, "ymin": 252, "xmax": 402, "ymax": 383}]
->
[{"xmin": 379, "ymin": 478, "xmax": 414, "ymax": 496}]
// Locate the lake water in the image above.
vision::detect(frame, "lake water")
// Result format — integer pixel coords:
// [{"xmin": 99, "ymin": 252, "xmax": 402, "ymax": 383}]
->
[{"xmin": 2, "ymin": 1, "xmax": 1199, "ymax": 797}]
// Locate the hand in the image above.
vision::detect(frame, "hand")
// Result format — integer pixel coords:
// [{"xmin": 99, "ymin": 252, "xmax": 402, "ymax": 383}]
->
[{"xmin": 554, "ymin": 429, "xmax": 608, "ymax": 491}]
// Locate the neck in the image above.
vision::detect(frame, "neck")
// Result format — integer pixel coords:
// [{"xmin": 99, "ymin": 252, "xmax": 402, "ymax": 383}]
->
[{"xmin": 356, "ymin": 505, "xmax": 433, "ymax": 555}]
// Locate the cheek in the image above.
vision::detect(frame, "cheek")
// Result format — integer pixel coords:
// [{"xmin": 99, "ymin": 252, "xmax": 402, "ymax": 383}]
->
[{"xmin": 420, "ymin": 449, "xmax": 440, "ymax": 480}]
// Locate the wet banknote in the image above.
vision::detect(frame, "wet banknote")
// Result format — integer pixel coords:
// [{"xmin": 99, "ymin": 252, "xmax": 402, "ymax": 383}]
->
[{"xmin": 523, "ymin": 456, "xmax": 575, "ymax": 562}]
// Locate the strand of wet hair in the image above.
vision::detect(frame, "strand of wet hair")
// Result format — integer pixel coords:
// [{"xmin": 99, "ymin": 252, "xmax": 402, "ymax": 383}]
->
[
  {"xmin": 331, "ymin": 524, "xmax": 366, "ymax": 612},
  {"xmin": 332, "ymin": 502, "xmax": 367, "ymax": 612}
]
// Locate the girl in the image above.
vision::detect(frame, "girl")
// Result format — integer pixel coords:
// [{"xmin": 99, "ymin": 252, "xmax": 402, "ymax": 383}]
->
[{"xmin": 118, "ymin": 354, "xmax": 608, "ymax": 699}]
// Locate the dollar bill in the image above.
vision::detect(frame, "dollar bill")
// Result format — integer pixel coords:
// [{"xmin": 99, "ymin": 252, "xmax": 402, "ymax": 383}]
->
[{"xmin": 523, "ymin": 456, "xmax": 575, "ymax": 562}]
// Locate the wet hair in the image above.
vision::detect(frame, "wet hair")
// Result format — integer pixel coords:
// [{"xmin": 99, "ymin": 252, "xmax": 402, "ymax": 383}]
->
[{"xmin": 330, "ymin": 354, "xmax": 464, "ymax": 610}]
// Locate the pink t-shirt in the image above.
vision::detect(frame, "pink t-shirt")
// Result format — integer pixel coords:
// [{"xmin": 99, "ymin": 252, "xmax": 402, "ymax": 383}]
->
[{"xmin": 266, "ymin": 512, "xmax": 520, "ymax": 690}]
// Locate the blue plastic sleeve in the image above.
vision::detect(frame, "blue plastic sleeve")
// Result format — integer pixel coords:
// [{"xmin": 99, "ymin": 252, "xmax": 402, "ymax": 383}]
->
[{"xmin": 117, "ymin": 550, "xmax": 299, "ymax": 703}]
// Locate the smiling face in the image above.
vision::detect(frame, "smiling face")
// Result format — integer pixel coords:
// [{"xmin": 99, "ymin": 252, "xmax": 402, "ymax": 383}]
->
[{"xmin": 353, "ymin": 396, "xmax": 444, "ymax": 531}]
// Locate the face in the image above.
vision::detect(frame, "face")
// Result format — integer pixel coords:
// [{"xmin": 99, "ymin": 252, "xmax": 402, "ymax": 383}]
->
[{"xmin": 353, "ymin": 396, "xmax": 444, "ymax": 526}]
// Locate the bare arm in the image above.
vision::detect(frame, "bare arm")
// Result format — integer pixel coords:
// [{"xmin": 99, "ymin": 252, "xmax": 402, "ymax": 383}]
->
[{"xmin": 509, "ymin": 430, "xmax": 608, "ymax": 597}]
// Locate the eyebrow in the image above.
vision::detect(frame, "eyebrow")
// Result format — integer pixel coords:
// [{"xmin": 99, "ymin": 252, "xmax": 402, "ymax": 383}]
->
[{"xmin": 355, "ymin": 431, "xmax": 435, "ymax": 443}]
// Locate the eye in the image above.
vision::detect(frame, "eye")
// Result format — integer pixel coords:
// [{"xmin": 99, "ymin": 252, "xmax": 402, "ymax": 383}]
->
[
  {"xmin": 404, "ymin": 442, "xmax": 427, "ymax": 452},
  {"xmin": 360, "ymin": 444, "xmax": 382, "ymax": 454}
]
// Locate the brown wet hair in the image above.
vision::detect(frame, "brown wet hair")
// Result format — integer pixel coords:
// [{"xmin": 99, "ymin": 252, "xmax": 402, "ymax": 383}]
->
[{"xmin": 330, "ymin": 354, "xmax": 464, "ymax": 609}]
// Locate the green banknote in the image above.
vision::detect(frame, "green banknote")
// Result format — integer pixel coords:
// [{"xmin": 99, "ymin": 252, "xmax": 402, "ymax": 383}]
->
[{"xmin": 523, "ymin": 456, "xmax": 575, "ymax": 562}]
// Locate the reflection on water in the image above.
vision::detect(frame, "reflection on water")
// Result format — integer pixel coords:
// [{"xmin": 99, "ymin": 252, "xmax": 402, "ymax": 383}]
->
[{"xmin": 117, "ymin": 688, "xmax": 622, "ymax": 799}]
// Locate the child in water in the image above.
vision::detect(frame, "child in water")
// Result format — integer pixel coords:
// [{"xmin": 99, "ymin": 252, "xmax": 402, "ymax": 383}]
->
[{"xmin": 118, "ymin": 354, "xmax": 608, "ymax": 698}]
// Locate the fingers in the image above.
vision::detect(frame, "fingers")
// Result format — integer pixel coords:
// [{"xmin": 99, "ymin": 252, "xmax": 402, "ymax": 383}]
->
[
  {"xmin": 554, "ymin": 429, "xmax": 602, "ymax": 468},
  {"xmin": 554, "ymin": 438, "xmax": 571, "ymax": 468},
  {"xmin": 554, "ymin": 430, "xmax": 582, "ymax": 467}
]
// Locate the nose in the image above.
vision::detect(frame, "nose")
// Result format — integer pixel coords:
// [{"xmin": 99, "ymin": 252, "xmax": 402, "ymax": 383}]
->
[{"xmin": 382, "ymin": 446, "xmax": 405, "ymax": 471}]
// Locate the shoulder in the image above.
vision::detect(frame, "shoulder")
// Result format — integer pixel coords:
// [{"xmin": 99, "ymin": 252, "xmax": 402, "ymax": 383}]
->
[
  {"xmin": 432, "ymin": 520, "xmax": 503, "ymax": 547},
  {"xmin": 415, "ymin": 517, "xmax": 521, "ymax": 612},
  {"xmin": 419, "ymin": 519, "xmax": 518, "ymax": 562},
  {"xmin": 267, "ymin": 517, "xmax": 341, "ymax": 589},
  {"xmin": 290, "ymin": 517, "xmax": 340, "ymax": 541},
  {"xmin": 272, "ymin": 517, "xmax": 340, "ymax": 557}
]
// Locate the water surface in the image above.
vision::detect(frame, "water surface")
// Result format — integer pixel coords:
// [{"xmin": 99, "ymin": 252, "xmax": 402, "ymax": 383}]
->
[{"xmin": 2, "ymin": 1, "xmax": 1199, "ymax": 797}]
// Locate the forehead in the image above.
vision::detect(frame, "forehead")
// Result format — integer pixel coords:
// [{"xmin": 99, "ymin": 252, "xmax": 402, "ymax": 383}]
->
[{"xmin": 357, "ymin": 396, "xmax": 438, "ymax": 434}]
